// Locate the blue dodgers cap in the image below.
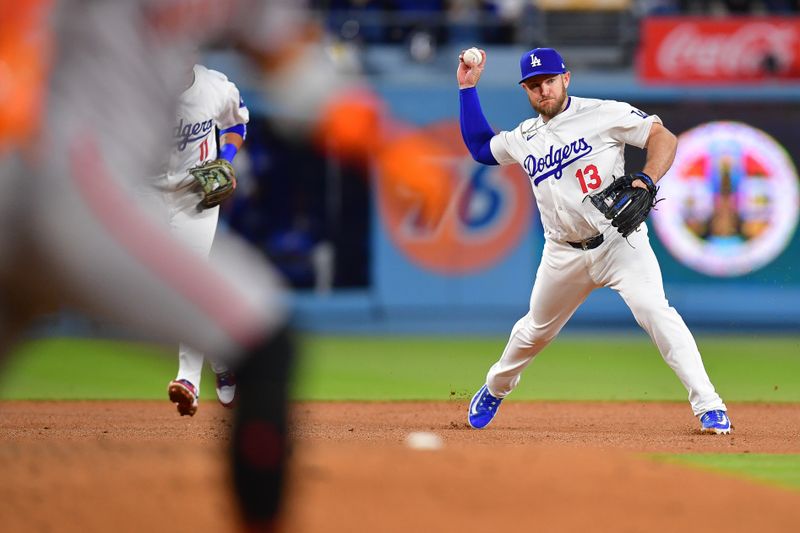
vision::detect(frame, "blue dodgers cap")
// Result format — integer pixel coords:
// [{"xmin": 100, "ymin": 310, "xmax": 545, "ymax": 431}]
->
[{"xmin": 519, "ymin": 48, "xmax": 567, "ymax": 83}]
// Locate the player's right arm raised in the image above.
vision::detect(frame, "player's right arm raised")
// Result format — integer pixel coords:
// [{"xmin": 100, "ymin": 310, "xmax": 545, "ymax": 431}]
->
[
  {"xmin": 457, "ymin": 49, "xmax": 499, "ymax": 165},
  {"xmin": 457, "ymin": 48, "xmax": 486, "ymax": 89}
]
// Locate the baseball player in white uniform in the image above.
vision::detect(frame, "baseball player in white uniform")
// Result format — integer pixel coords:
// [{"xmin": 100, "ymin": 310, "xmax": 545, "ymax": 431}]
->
[
  {"xmin": 0, "ymin": 0, "xmax": 315, "ymax": 527},
  {"xmin": 163, "ymin": 64, "xmax": 249, "ymax": 416},
  {"xmin": 458, "ymin": 47, "xmax": 732, "ymax": 434},
  {"xmin": 2, "ymin": 0, "xmax": 460, "ymax": 525}
]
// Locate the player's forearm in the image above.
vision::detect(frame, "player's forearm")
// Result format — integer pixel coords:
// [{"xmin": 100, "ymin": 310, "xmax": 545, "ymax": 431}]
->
[
  {"xmin": 219, "ymin": 129, "xmax": 245, "ymax": 162},
  {"xmin": 642, "ymin": 126, "xmax": 677, "ymax": 182},
  {"xmin": 459, "ymin": 88, "xmax": 498, "ymax": 165}
]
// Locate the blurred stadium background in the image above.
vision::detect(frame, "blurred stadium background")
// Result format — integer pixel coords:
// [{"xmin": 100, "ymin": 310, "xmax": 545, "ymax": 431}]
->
[
  {"xmin": 7, "ymin": 0, "xmax": 798, "ymax": 384},
  {"xmin": 27, "ymin": 0, "xmax": 799, "ymax": 340},
  {"xmin": 3, "ymin": 3, "xmax": 799, "ymax": 530}
]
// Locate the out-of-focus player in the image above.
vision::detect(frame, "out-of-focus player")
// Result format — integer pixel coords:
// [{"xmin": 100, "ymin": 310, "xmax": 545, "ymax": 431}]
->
[
  {"xmin": 1, "ymin": 0, "xmax": 456, "ymax": 528},
  {"xmin": 0, "ymin": 1, "xmax": 294, "ymax": 529},
  {"xmin": 160, "ymin": 63, "xmax": 250, "ymax": 416}
]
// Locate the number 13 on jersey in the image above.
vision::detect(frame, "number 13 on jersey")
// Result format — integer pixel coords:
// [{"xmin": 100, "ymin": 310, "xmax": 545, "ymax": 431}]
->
[{"xmin": 576, "ymin": 164, "xmax": 601, "ymax": 194}]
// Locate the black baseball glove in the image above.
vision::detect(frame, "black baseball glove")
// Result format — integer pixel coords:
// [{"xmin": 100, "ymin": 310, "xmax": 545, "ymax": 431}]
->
[
  {"xmin": 189, "ymin": 158, "xmax": 237, "ymax": 210},
  {"xmin": 588, "ymin": 172, "xmax": 659, "ymax": 238}
]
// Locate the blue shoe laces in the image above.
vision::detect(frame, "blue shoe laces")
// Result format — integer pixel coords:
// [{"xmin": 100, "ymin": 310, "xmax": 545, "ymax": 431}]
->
[
  {"xmin": 702, "ymin": 410, "xmax": 728, "ymax": 427},
  {"xmin": 478, "ymin": 390, "xmax": 500, "ymax": 413}
]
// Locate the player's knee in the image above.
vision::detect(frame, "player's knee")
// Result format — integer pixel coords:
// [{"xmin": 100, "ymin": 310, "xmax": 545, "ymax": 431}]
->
[
  {"xmin": 519, "ymin": 317, "xmax": 559, "ymax": 345},
  {"xmin": 626, "ymin": 298, "xmax": 670, "ymax": 327}
]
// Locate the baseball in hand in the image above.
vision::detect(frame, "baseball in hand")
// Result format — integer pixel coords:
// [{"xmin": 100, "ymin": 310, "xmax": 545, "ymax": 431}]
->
[{"xmin": 462, "ymin": 47, "xmax": 481, "ymax": 68}]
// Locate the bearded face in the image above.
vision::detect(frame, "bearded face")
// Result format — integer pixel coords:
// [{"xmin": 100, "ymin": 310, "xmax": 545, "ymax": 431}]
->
[{"xmin": 521, "ymin": 73, "xmax": 569, "ymax": 120}]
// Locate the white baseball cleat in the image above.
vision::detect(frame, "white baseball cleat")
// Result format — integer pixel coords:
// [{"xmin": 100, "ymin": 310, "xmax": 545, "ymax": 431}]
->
[{"xmin": 215, "ymin": 370, "xmax": 237, "ymax": 408}]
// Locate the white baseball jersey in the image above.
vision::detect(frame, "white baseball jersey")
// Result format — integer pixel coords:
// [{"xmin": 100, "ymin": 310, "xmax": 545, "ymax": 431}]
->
[
  {"xmin": 477, "ymin": 94, "xmax": 726, "ymax": 418},
  {"xmin": 160, "ymin": 65, "xmax": 249, "ymax": 393},
  {"xmin": 490, "ymin": 96, "xmax": 661, "ymax": 242},
  {"xmin": 167, "ymin": 64, "xmax": 249, "ymax": 189}
]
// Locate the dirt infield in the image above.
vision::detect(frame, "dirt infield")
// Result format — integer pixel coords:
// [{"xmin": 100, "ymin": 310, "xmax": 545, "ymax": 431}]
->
[{"xmin": 1, "ymin": 400, "xmax": 799, "ymax": 533}]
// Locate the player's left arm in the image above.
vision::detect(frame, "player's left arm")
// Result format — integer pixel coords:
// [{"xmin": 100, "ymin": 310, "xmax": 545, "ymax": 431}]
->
[
  {"xmin": 217, "ymin": 84, "xmax": 250, "ymax": 164},
  {"xmin": 635, "ymin": 122, "xmax": 677, "ymax": 190},
  {"xmin": 190, "ymin": 85, "xmax": 249, "ymax": 209},
  {"xmin": 219, "ymin": 125, "xmax": 245, "ymax": 163}
]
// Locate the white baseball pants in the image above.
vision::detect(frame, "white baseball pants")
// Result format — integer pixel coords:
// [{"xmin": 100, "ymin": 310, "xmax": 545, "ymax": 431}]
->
[
  {"xmin": 166, "ymin": 193, "xmax": 231, "ymax": 394},
  {"xmin": 485, "ymin": 225, "xmax": 726, "ymax": 416}
]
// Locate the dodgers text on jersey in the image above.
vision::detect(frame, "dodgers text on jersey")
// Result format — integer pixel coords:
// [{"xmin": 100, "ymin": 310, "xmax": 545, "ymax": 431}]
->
[
  {"xmin": 523, "ymin": 137, "xmax": 593, "ymax": 186},
  {"xmin": 174, "ymin": 118, "xmax": 214, "ymax": 151}
]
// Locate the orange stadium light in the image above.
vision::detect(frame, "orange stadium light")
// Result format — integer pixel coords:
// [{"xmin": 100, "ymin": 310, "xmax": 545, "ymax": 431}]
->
[
  {"xmin": 315, "ymin": 88, "xmax": 385, "ymax": 160},
  {"xmin": 315, "ymin": 88, "xmax": 452, "ymax": 231},
  {"xmin": 375, "ymin": 129, "xmax": 453, "ymax": 233},
  {"xmin": 0, "ymin": 0, "xmax": 53, "ymax": 154}
]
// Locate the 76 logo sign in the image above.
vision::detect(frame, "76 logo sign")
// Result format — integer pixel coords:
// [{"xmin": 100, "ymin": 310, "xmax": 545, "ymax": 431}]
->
[{"xmin": 575, "ymin": 164, "xmax": 601, "ymax": 194}]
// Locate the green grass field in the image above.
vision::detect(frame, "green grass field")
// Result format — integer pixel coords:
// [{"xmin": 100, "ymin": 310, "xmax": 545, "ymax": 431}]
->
[
  {"xmin": 1, "ymin": 334, "xmax": 799, "ymax": 490},
  {"xmin": 2, "ymin": 335, "xmax": 797, "ymax": 402},
  {"xmin": 654, "ymin": 454, "xmax": 800, "ymax": 492}
]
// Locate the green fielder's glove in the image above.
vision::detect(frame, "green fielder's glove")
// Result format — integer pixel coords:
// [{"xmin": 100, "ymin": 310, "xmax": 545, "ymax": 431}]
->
[{"xmin": 189, "ymin": 158, "xmax": 237, "ymax": 209}]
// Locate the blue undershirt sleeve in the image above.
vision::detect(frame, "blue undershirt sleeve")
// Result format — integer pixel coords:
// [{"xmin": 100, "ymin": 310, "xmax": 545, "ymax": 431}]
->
[
  {"xmin": 459, "ymin": 87, "xmax": 498, "ymax": 165},
  {"xmin": 219, "ymin": 124, "xmax": 246, "ymax": 162},
  {"xmin": 218, "ymin": 143, "xmax": 238, "ymax": 163},
  {"xmin": 220, "ymin": 123, "xmax": 246, "ymax": 139}
]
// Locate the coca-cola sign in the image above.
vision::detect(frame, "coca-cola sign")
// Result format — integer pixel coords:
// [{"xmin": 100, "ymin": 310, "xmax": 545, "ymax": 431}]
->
[{"xmin": 639, "ymin": 17, "xmax": 800, "ymax": 83}]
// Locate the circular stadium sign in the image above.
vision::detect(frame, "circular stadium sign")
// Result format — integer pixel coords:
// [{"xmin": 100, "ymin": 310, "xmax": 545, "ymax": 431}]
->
[
  {"xmin": 375, "ymin": 121, "xmax": 533, "ymax": 275},
  {"xmin": 651, "ymin": 121, "xmax": 799, "ymax": 277}
]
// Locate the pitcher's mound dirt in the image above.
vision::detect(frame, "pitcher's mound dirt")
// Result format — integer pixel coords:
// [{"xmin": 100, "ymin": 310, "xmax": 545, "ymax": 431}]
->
[{"xmin": 1, "ymin": 400, "xmax": 798, "ymax": 533}]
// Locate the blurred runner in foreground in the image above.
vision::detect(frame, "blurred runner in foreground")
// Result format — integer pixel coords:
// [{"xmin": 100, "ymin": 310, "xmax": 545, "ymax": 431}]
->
[{"xmin": 1, "ymin": 1, "xmax": 453, "ymax": 529}]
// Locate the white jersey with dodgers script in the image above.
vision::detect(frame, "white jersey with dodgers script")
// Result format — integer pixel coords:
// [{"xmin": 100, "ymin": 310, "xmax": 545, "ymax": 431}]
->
[
  {"xmin": 160, "ymin": 64, "xmax": 250, "ymax": 392},
  {"xmin": 167, "ymin": 64, "xmax": 249, "ymax": 189},
  {"xmin": 481, "ymin": 94, "xmax": 727, "ymax": 417},
  {"xmin": 489, "ymin": 96, "xmax": 661, "ymax": 242}
]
